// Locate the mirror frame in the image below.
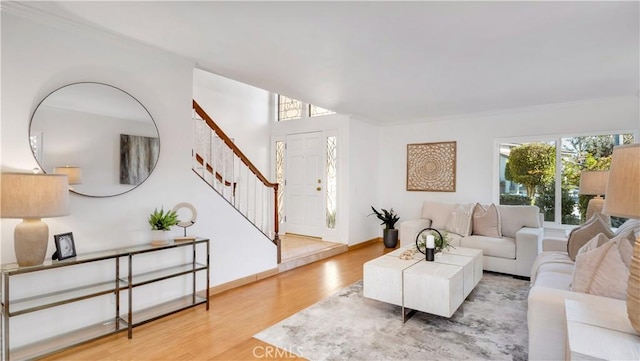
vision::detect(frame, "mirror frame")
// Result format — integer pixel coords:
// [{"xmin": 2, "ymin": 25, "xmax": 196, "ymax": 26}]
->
[{"xmin": 29, "ymin": 82, "xmax": 160, "ymax": 198}]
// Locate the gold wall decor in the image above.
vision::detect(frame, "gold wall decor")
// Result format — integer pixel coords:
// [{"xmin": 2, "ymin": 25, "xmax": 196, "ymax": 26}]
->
[{"xmin": 406, "ymin": 141, "xmax": 456, "ymax": 192}]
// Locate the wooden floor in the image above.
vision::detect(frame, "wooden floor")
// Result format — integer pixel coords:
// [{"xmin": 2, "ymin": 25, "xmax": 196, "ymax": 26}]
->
[{"xmin": 43, "ymin": 241, "xmax": 392, "ymax": 361}]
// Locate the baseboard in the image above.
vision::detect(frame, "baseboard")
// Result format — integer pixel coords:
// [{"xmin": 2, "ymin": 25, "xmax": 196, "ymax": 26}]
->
[
  {"xmin": 348, "ymin": 237, "xmax": 382, "ymax": 251},
  {"xmin": 209, "ymin": 267, "xmax": 279, "ymax": 295},
  {"xmin": 208, "ymin": 238, "xmax": 383, "ymax": 295}
]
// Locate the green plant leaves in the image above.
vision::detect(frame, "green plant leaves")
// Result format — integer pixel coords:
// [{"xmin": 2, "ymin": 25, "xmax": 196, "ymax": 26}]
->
[{"xmin": 148, "ymin": 207, "xmax": 180, "ymax": 231}]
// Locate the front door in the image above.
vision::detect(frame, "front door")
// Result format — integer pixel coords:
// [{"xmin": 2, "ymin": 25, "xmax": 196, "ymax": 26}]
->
[{"xmin": 285, "ymin": 132, "xmax": 324, "ymax": 237}]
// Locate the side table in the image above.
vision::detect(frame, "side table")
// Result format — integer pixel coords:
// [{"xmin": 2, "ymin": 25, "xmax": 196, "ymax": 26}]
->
[{"xmin": 565, "ymin": 298, "xmax": 640, "ymax": 360}]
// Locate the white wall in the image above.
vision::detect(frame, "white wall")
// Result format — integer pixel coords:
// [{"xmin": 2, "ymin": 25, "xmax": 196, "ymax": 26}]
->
[
  {"xmin": 1, "ymin": 11, "xmax": 276, "ymax": 347},
  {"xmin": 377, "ymin": 96, "xmax": 640, "ymax": 224},
  {"xmin": 345, "ymin": 118, "xmax": 382, "ymax": 245}
]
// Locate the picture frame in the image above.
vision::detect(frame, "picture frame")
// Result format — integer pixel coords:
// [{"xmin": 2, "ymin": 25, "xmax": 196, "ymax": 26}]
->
[
  {"xmin": 406, "ymin": 141, "xmax": 457, "ymax": 192},
  {"xmin": 53, "ymin": 232, "xmax": 77, "ymax": 260}
]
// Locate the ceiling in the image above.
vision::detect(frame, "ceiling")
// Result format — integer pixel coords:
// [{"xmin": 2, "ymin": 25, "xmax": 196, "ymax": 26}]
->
[{"xmin": 15, "ymin": 1, "xmax": 640, "ymax": 124}]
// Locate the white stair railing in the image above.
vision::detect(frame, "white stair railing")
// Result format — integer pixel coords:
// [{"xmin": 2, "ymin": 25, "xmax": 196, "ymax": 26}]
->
[{"xmin": 192, "ymin": 100, "xmax": 280, "ymax": 262}]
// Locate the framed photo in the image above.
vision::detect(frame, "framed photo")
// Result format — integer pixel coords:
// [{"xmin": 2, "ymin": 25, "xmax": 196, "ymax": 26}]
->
[
  {"xmin": 53, "ymin": 232, "xmax": 77, "ymax": 260},
  {"xmin": 406, "ymin": 141, "xmax": 457, "ymax": 192}
]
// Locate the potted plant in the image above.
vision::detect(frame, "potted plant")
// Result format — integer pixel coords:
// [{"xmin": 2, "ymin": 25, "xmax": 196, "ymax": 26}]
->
[
  {"xmin": 148, "ymin": 207, "xmax": 180, "ymax": 245},
  {"xmin": 416, "ymin": 229, "xmax": 454, "ymax": 254},
  {"xmin": 369, "ymin": 206, "xmax": 400, "ymax": 248}
]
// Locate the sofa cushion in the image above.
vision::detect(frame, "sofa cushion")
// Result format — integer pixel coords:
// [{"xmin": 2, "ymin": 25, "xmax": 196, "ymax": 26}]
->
[
  {"xmin": 445, "ymin": 203, "xmax": 473, "ymax": 237},
  {"xmin": 571, "ymin": 235, "xmax": 633, "ymax": 300},
  {"xmin": 496, "ymin": 205, "xmax": 540, "ymax": 239},
  {"xmin": 530, "ymin": 251, "xmax": 575, "ymax": 284},
  {"xmin": 421, "ymin": 201, "xmax": 455, "ymax": 230},
  {"xmin": 446, "ymin": 232, "xmax": 463, "ymax": 247},
  {"xmin": 472, "ymin": 203, "xmax": 501, "ymax": 237},
  {"xmin": 566, "ymin": 214, "xmax": 615, "ymax": 261},
  {"xmin": 462, "ymin": 235, "xmax": 515, "ymax": 259},
  {"xmin": 533, "ymin": 269, "xmax": 573, "ymax": 290}
]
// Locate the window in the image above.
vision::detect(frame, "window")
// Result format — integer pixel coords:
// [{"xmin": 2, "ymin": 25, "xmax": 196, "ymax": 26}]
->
[
  {"xmin": 498, "ymin": 132, "xmax": 634, "ymax": 226},
  {"xmin": 278, "ymin": 95, "xmax": 302, "ymax": 121},
  {"xmin": 326, "ymin": 136, "xmax": 337, "ymax": 229},
  {"xmin": 310, "ymin": 104, "xmax": 335, "ymax": 117},
  {"xmin": 275, "ymin": 140, "xmax": 286, "ymax": 223},
  {"xmin": 277, "ymin": 95, "xmax": 335, "ymax": 121}
]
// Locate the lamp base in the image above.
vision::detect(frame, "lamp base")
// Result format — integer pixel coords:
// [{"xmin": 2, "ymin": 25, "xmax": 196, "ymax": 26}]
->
[
  {"xmin": 586, "ymin": 197, "xmax": 610, "ymax": 225},
  {"xmin": 14, "ymin": 218, "xmax": 48, "ymax": 267}
]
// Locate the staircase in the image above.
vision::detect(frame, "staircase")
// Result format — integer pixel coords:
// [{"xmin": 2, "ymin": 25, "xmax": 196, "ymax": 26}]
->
[{"xmin": 191, "ymin": 100, "xmax": 281, "ymax": 263}]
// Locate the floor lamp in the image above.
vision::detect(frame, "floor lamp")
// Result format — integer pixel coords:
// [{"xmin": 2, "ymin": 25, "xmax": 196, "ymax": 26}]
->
[
  {"xmin": 602, "ymin": 144, "xmax": 640, "ymax": 334},
  {"xmin": 1, "ymin": 173, "xmax": 70, "ymax": 266},
  {"xmin": 579, "ymin": 170, "xmax": 610, "ymax": 225}
]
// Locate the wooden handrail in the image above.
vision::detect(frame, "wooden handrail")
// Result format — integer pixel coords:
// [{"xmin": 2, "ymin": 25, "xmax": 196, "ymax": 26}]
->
[
  {"xmin": 194, "ymin": 152, "xmax": 237, "ymax": 195},
  {"xmin": 192, "ymin": 100, "xmax": 280, "ymax": 256},
  {"xmin": 193, "ymin": 100, "xmax": 277, "ymax": 189}
]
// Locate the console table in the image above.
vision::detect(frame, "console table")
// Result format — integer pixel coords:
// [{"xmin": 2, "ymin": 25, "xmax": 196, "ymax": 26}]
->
[{"xmin": 1, "ymin": 238, "xmax": 210, "ymax": 361}]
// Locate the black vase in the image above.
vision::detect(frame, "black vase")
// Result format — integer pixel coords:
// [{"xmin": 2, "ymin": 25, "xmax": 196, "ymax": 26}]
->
[{"xmin": 383, "ymin": 229, "xmax": 399, "ymax": 248}]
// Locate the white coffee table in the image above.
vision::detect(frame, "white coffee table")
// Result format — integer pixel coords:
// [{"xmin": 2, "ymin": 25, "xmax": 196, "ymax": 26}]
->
[{"xmin": 363, "ymin": 246, "xmax": 482, "ymax": 321}]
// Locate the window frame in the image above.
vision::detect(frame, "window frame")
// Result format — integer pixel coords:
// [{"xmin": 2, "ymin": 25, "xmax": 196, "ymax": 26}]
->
[
  {"xmin": 494, "ymin": 128, "xmax": 638, "ymax": 229},
  {"xmin": 276, "ymin": 94, "xmax": 334, "ymax": 121}
]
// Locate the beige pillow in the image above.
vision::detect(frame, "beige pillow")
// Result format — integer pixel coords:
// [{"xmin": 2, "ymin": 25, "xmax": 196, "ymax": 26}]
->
[
  {"xmin": 421, "ymin": 201, "xmax": 455, "ymax": 230},
  {"xmin": 575, "ymin": 233, "xmax": 610, "ymax": 256},
  {"xmin": 472, "ymin": 203, "xmax": 501, "ymax": 237},
  {"xmin": 567, "ymin": 213, "xmax": 614, "ymax": 261},
  {"xmin": 445, "ymin": 203, "xmax": 473, "ymax": 237},
  {"xmin": 571, "ymin": 235, "xmax": 632, "ymax": 300}
]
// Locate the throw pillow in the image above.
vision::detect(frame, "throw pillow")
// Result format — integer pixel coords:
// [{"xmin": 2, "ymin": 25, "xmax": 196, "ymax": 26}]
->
[
  {"xmin": 472, "ymin": 203, "xmax": 501, "ymax": 237},
  {"xmin": 571, "ymin": 234, "xmax": 633, "ymax": 300},
  {"xmin": 445, "ymin": 203, "xmax": 474, "ymax": 237},
  {"xmin": 566, "ymin": 213, "xmax": 614, "ymax": 261},
  {"xmin": 575, "ymin": 233, "xmax": 610, "ymax": 257},
  {"xmin": 421, "ymin": 201, "xmax": 455, "ymax": 230}
]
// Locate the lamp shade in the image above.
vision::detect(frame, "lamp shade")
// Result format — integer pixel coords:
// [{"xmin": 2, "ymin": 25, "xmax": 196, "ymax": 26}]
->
[
  {"xmin": 579, "ymin": 170, "xmax": 609, "ymax": 196},
  {"xmin": 1, "ymin": 173, "xmax": 70, "ymax": 218},
  {"xmin": 603, "ymin": 144, "xmax": 640, "ymax": 219},
  {"xmin": 54, "ymin": 166, "xmax": 82, "ymax": 185}
]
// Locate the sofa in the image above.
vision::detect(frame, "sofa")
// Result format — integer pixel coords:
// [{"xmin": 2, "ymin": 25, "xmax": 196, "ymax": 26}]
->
[
  {"xmin": 399, "ymin": 201, "xmax": 543, "ymax": 278},
  {"xmin": 527, "ymin": 218, "xmax": 640, "ymax": 361}
]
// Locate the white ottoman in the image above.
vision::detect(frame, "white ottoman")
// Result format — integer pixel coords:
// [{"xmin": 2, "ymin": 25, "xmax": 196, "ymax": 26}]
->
[
  {"xmin": 363, "ymin": 255, "xmax": 420, "ymax": 306},
  {"xmin": 403, "ymin": 261, "xmax": 464, "ymax": 318}
]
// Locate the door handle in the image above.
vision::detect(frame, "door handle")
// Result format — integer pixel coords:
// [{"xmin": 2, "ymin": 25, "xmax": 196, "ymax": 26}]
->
[{"xmin": 316, "ymin": 187, "xmax": 322, "ymax": 191}]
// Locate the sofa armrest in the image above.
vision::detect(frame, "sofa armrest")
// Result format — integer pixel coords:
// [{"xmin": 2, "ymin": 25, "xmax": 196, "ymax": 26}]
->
[
  {"xmin": 514, "ymin": 226, "xmax": 543, "ymax": 277},
  {"xmin": 527, "ymin": 286, "xmax": 616, "ymax": 361},
  {"xmin": 399, "ymin": 219, "xmax": 431, "ymax": 248},
  {"xmin": 542, "ymin": 237, "xmax": 568, "ymax": 252}
]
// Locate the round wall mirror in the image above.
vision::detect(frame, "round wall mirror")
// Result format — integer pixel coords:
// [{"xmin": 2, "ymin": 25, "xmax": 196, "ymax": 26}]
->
[{"xmin": 29, "ymin": 82, "xmax": 160, "ymax": 197}]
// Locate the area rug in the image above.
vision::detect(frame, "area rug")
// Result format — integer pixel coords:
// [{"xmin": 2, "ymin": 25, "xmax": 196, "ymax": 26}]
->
[{"xmin": 254, "ymin": 272, "xmax": 529, "ymax": 361}]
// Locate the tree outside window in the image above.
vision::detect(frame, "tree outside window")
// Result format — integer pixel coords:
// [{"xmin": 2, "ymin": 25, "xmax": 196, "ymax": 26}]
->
[{"xmin": 499, "ymin": 132, "xmax": 634, "ymax": 226}]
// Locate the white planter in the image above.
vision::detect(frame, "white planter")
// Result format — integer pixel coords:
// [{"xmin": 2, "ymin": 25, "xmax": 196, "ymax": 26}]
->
[{"xmin": 150, "ymin": 230, "xmax": 169, "ymax": 245}]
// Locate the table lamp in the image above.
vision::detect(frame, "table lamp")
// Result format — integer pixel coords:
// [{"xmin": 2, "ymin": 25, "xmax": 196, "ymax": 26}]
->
[
  {"xmin": 1, "ymin": 173, "xmax": 70, "ymax": 266},
  {"xmin": 54, "ymin": 166, "xmax": 82, "ymax": 190},
  {"xmin": 602, "ymin": 143, "xmax": 640, "ymax": 333},
  {"xmin": 579, "ymin": 170, "xmax": 610, "ymax": 224}
]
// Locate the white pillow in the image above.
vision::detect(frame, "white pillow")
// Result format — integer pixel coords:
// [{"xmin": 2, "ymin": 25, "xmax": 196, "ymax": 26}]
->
[
  {"xmin": 445, "ymin": 203, "xmax": 473, "ymax": 237},
  {"xmin": 571, "ymin": 234, "xmax": 632, "ymax": 300},
  {"xmin": 421, "ymin": 201, "xmax": 455, "ymax": 230}
]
